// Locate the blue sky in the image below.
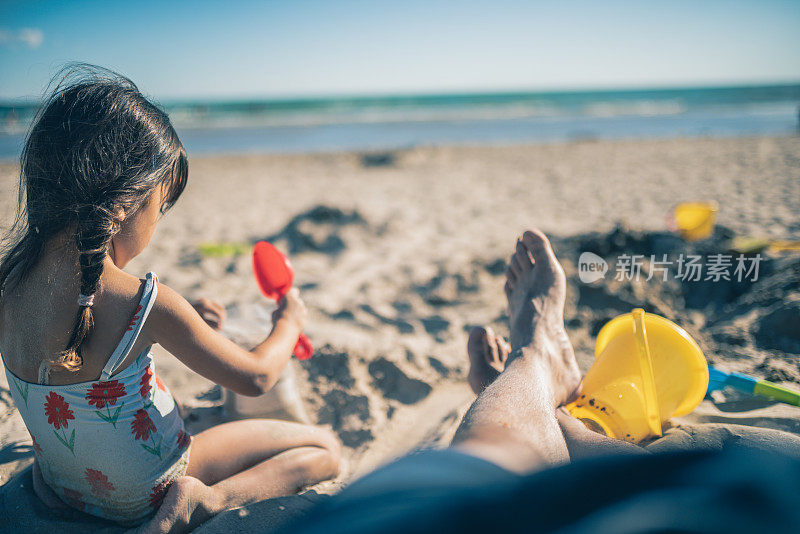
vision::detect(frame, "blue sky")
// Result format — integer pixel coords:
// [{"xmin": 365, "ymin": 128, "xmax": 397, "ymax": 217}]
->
[{"xmin": 1, "ymin": 0, "xmax": 799, "ymax": 101}]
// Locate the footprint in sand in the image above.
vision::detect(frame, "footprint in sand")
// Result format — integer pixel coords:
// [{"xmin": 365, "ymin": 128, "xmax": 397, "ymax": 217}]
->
[
  {"xmin": 368, "ymin": 358, "xmax": 432, "ymax": 405},
  {"xmin": 302, "ymin": 347, "xmax": 373, "ymax": 447},
  {"xmin": 421, "ymin": 315, "xmax": 451, "ymax": 341},
  {"xmin": 258, "ymin": 205, "xmax": 368, "ymax": 256},
  {"xmin": 303, "ymin": 348, "xmax": 355, "ymax": 389},
  {"xmin": 317, "ymin": 390, "xmax": 372, "ymax": 448}
]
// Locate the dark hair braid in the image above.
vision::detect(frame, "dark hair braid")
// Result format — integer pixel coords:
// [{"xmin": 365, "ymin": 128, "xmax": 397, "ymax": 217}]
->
[
  {"xmin": 0, "ymin": 64, "xmax": 189, "ymax": 373},
  {"xmin": 55, "ymin": 207, "xmax": 116, "ymax": 369},
  {"xmin": 76, "ymin": 205, "xmax": 115, "ymax": 297}
]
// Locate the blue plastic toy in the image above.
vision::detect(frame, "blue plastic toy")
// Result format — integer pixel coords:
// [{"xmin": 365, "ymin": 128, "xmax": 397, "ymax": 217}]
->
[{"xmin": 707, "ymin": 366, "xmax": 800, "ymax": 407}]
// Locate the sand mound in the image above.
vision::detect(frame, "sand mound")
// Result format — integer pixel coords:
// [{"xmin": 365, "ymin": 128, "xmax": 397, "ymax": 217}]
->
[{"xmin": 552, "ymin": 224, "xmax": 800, "ymax": 387}]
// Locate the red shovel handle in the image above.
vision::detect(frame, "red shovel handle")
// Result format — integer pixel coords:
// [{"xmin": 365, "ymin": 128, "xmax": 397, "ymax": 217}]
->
[{"xmin": 293, "ymin": 333, "xmax": 313, "ymax": 360}]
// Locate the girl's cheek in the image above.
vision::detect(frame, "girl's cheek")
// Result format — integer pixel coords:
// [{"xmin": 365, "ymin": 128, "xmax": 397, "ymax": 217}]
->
[
  {"xmin": 110, "ymin": 228, "xmax": 144, "ymax": 267},
  {"xmin": 110, "ymin": 236, "xmax": 132, "ymax": 267},
  {"xmin": 131, "ymin": 219, "xmax": 159, "ymax": 258}
]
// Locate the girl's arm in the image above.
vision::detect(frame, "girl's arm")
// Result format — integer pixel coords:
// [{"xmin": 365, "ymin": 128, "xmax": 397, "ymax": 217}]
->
[
  {"xmin": 190, "ymin": 297, "xmax": 227, "ymax": 330},
  {"xmin": 147, "ymin": 283, "xmax": 307, "ymax": 396}
]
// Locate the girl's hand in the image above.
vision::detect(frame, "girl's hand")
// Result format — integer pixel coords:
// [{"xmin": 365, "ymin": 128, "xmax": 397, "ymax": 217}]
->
[
  {"xmin": 153, "ymin": 282, "xmax": 301, "ymax": 396},
  {"xmin": 191, "ymin": 298, "xmax": 227, "ymax": 331},
  {"xmin": 271, "ymin": 288, "xmax": 307, "ymax": 332}
]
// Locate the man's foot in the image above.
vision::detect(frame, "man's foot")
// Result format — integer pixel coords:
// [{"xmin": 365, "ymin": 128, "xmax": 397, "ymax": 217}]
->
[
  {"xmin": 466, "ymin": 326, "xmax": 511, "ymax": 394},
  {"xmin": 504, "ymin": 230, "xmax": 581, "ymax": 406},
  {"xmin": 140, "ymin": 476, "xmax": 218, "ymax": 534}
]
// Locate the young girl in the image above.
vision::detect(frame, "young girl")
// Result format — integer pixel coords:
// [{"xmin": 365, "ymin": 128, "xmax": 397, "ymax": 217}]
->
[{"xmin": 0, "ymin": 66, "xmax": 340, "ymax": 532}]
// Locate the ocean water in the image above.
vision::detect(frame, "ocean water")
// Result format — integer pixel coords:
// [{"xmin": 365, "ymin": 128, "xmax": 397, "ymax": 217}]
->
[{"xmin": 1, "ymin": 84, "xmax": 798, "ymax": 159}]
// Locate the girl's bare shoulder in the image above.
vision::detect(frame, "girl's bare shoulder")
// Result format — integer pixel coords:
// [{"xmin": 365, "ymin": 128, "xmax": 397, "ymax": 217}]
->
[{"xmin": 147, "ymin": 279, "xmax": 200, "ymax": 339}]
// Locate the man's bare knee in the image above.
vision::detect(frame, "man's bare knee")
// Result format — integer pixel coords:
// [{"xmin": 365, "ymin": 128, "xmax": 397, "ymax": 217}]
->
[{"xmin": 452, "ymin": 424, "xmax": 554, "ymax": 474}]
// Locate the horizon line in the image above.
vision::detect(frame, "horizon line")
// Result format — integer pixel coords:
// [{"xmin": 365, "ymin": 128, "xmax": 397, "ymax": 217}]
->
[{"xmin": 2, "ymin": 79, "xmax": 799, "ymax": 106}]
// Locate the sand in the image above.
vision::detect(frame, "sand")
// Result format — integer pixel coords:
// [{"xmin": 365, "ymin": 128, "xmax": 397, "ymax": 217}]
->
[{"xmin": 1, "ymin": 135, "xmax": 799, "ymax": 531}]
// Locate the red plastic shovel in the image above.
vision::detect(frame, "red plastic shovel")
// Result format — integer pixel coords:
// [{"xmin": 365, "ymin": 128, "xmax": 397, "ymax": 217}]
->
[{"xmin": 252, "ymin": 241, "xmax": 313, "ymax": 360}]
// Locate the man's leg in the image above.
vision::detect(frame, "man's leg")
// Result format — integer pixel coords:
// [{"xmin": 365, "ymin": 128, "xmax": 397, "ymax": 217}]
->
[
  {"xmin": 465, "ymin": 332, "xmax": 645, "ymax": 463},
  {"xmin": 452, "ymin": 230, "xmax": 582, "ymax": 473}
]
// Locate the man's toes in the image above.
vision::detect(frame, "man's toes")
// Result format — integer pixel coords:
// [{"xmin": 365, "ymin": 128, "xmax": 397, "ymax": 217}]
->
[
  {"xmin": 485, "ymin": 327, "xmax": 510, "ymax": 373},
  {"xmin": 509, "ymin": 245, "xmax": 531, "ymax": 279},
  {"xmin": 521, "ymin": 229, "xmax": 555, "ymax": 262},
  {"xmin": 497, "ymin": 335, "xmax": 511, "ymax": 359},
  {"xmin": 484, "ymin": 326, "xmax": 499, "ymax": 360},
  {"xmin": 467, "ymin": 327, "xmax": 488, "ymax": 358},
  {"xmin": 467, "ymin": 326, "xmax": 499, "ymax": 394},
  {"xmin": 508, "ymin": 252, "xmax": 523, "ymax": 278},
  {"xmin": 505, "ymin": 266, "xmax": 517, "ymax": 289},
  {"xmin": 515, "ymin": 240, "xmax": 534, "ymax": 272}
]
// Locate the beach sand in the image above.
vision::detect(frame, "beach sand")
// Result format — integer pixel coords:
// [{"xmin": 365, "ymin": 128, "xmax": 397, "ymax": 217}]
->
[{"xmin": 1, "ymin": 135, "xmax": 799, "ymax": 531}]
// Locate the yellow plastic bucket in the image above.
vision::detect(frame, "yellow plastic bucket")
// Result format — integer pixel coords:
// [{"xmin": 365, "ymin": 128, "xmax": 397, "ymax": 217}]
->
[
  {"xmin": 565, "ymin": 309, "xmax": 708, "ymax": 443},
  {"xmin": 671, "ymin": 202, "xmax": 718, "ymax": 241}
]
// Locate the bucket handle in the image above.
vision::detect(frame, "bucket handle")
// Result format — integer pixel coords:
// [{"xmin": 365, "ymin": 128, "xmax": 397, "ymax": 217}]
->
[{"xmin": 631, "ymin": 308, "xmax": 662, "ymax": 438}]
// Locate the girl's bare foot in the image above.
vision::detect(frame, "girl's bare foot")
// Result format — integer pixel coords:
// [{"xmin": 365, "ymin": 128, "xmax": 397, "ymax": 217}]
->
[
  {"xmin": 466, "ymin": 326, "xmax": 511, "ymax": 394},
  {"xmin": 504, "ymin": 230, "xmax": 581, "ymax": 406},
  {"xmin": 140, "ymin": 476, "xmax": 219, "ymax": 534}
]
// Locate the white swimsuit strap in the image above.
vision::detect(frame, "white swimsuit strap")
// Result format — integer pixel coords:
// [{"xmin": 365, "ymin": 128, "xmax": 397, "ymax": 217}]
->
[{"xmin": 100, "ymin": 272, "xmax": 159, "ymax": 380}]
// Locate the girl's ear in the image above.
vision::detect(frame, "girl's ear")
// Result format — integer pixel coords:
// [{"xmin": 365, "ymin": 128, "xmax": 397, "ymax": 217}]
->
[
  {"xmin": 113, "ymin": 206, "xmax": 126, "ymax": 223},
  {"xmin": 112, "ymin": 206, "xmax": 126, "ymax": 235}
]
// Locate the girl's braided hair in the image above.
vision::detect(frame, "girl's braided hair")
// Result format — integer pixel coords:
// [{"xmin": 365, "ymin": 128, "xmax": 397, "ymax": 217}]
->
[{"xmin": 0, "ymin": 64, "xmax": 188, "ymax": 371}]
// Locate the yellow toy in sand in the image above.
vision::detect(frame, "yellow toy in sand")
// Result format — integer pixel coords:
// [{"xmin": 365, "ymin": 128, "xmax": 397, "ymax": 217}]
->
[
  {"xmin": 566, "ymin": 309, "xmax": 708, "ymax": 443},
  {"xmin": 670, "ymin": 202, "xmax": 800, "ymax": 251},
  {"xmin": 671, "ymin": 201, "xmax": 718, "ymax": 241}
]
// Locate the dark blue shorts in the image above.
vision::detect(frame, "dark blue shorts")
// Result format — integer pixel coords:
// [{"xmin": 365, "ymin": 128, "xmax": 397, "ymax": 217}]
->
[{"xmin": 279, "ymin": 446, "xmax": 800, "ymax": 534}]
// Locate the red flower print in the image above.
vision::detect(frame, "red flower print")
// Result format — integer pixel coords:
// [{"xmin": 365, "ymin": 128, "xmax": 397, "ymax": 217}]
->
[
  {"xmin": 155, "ymin": 373, "xmax": 166, "ymax": 392},
  {"xmin": 176, "ymin": 430, "xmax": 191, "ymax": 450},
  {"xmin": 149, "ymin": 479, "xmax": 173, "ymax": 508},
  {"xmin": 140, "ymin": 367, "xmax": 153, "ymax": 398},
  {"xmin": 85, "ymin": 380, "xmax": 126, "ymax": 409},
  {"xmin": 131, "ymin": 409, "xmax": 157, "ymax": 440},
  {"xmin": 61, "ymin": 488, "xmax": 85, "ymax": 511},
  {"xmin": 84, "ymin": 468, "xmax": 115, "ymax": 498},
  {"xmin": 30, "ymin": 433, "xmax": 43, "ymax": 454},
  {"xmin": 127, "ymin": 305, "xmax": 143, "ymax": 331},
  {"xmin": 44, "ymin": 391, "xmax": 75, "ymax": 430}
]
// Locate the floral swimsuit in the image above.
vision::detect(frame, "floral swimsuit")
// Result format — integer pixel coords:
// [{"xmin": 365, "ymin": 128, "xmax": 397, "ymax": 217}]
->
[{"xmin": 2, "ymin": 272, "xmax": 191, "ymax": 524}]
